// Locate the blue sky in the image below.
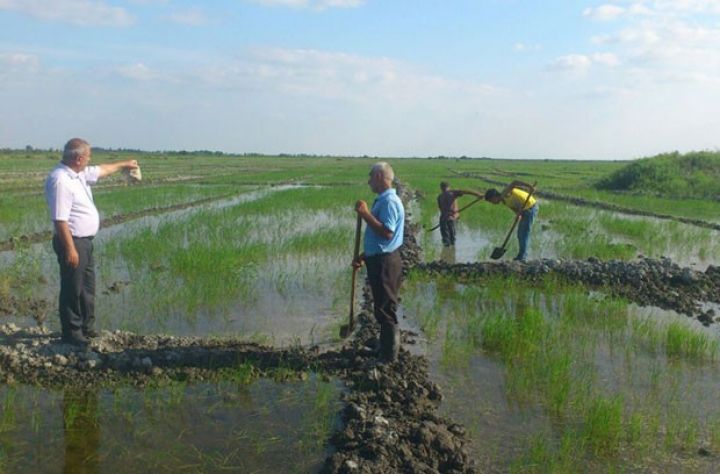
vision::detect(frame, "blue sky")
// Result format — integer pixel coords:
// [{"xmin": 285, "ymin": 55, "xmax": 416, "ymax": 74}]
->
[{"xmin": 1, "ymin": 0, "xmax": 719, "ymax": 159}]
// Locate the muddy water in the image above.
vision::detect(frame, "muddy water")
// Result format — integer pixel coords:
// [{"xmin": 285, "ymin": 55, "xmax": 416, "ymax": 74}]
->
[
  {"xmin": 422, "ymin": 206, "xmax": 720, "ymax": 269},
  {"xmin": 404, "ymin": 279, "xmax": 720, "ymax": 472},
  {"xmin": 3, "ymin": 186, "xmax": 350, "ymax": 345},
  {"xmin": 0, "ymin": 375, "xmax": 342, "ymax": 473},
  {"xmin": 96, "ymin": 252, "xmax": 349, "ymax": 345},
  {"xmin": 424, "ymin": 223, "xmax": 561, "ymax": 263}
]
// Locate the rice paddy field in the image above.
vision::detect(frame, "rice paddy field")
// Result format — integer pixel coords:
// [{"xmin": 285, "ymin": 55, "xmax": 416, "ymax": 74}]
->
[{"xmin": 2, "ymin": 149, "xmax": 720, "ymax": 472}]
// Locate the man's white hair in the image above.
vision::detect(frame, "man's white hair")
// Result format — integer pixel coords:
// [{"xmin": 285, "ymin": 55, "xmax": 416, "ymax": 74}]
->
[
  {"xmin": 62, "ymin": 138, "xmax": 90, "ymax": 163},
  {"xmin": 371, "ymin": 162, "xmax": 395, "ymax": 182}
]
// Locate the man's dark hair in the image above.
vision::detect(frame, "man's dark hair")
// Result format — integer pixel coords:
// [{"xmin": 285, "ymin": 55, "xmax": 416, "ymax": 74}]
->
[
  {"xmin": 485, "ymin": 188, "xmax": 501, "ymax": 200},
  {"xmin": 440, "ymin": 181, "xmax": 449, "ymax": 190}
]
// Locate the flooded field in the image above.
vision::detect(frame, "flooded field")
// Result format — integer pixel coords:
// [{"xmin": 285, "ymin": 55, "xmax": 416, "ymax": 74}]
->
[
  {"xmin": 0, "ymin": 375, "xmax": 341, "ymax": 473},
  {"xmin": 2, "ymin": 151, "xmax": 720, "ymax": 472},
  {"xmin": 404, "ymin": 276, "xmax": 720, "ymax": 472}
]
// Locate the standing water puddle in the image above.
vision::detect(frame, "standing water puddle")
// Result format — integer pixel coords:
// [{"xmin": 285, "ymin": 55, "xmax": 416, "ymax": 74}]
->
[
  {"xmin": 0, "ymin": 375, "xmax": 342, "ymax": 473},
  {"xmin": 404, "ymin": 277, "xmax": 720, "ymax": 472},
  {"xmin": 2, "ymin": 185, "xmax": 351, "ymax": 345}
]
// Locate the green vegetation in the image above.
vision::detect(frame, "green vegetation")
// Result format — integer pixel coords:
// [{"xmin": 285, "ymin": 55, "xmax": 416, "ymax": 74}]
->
[
  {"xmin": 405, "ymin": 274, "xmax": 720, "ymax": 472},
  {"xmin": 1, "ymin": 149, "xmax": 719, "ymax": 473},
  {"xmin": 595, "ymin": 150, "xmax": 720, "ymax": 199}
]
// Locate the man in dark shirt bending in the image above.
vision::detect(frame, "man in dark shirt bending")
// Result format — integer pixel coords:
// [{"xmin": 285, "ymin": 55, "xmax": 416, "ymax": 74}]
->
[{"xmin": 436, "ymin": 182, "xmax": 482, "ymax": 247}]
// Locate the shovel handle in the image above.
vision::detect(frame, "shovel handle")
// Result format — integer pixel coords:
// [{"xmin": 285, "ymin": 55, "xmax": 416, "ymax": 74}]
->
[
  {"xmin": 497, "ymin": 182, "xmax": 538, "ymax": 252},
  {"xmin": 353, "ymin": 214, "xmax": 362, "ymax": 259},
  {"xmin": 348, "ymin": 214, "xmax": 363, "ymax": 328},
  {"xmin": 427, "ymin": 195, "xmax": 483, "ymax": 232}
]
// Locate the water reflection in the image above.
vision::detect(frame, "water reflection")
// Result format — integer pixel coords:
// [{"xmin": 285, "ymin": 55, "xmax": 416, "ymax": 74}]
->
[
  {"xmin": 1, "ymin": 376, "xmax": 342, "ymax": 473},
  {"xmin": 439, "ymin": 245, "xmax": 456, "ymax": 265},
  {"xmin": 63, "ymin": 389, "xmax": 99, "ymax": 474}
]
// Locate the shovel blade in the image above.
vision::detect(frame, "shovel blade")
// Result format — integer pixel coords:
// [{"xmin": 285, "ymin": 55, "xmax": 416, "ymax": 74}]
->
[{"xmin": 490, "ymin": 247, "xmax": 506, "ymax": 260}]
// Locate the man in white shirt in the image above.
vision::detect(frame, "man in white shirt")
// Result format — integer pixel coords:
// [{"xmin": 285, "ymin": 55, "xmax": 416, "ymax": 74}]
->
[{"xmin": 45, "ymin": 138, "xmax": 139, "ymax": 345}]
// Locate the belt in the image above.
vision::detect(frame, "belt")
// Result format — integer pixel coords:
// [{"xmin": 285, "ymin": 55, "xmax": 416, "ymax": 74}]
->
[
  {"xmin": 53, "ymin": 234, "xmax": 94, "ymax": 241},
  {"xmin": 366, "ymin": 249, "xmax": 399, "ymax": 258}
]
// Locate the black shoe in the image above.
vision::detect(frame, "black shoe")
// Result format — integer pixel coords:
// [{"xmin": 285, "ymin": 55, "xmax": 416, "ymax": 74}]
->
[
  {"xmin": 379, "ymin": 323, "xmax": 400, "ymax": 363},
  {"xmin": 61, "ymin": 332, "xmax": 89, "ymax": 346},
  {"xmin": 84, "ymin": 329, "xmax": 100, "ymax": 338}
]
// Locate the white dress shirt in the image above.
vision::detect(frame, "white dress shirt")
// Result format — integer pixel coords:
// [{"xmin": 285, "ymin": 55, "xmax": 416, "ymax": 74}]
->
[{"xmin": 45, "ymin": 163, "xmax": 101, "ymax": 238}]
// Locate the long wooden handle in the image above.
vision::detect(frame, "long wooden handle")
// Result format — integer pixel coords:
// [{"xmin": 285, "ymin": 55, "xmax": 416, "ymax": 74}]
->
[
  {"xmin": 349, "ymin": 214, "xmax": 363, "ymax": 325},
  {"xmin": 353, "ymin": 214, "xmax": 362, "ymax": 259},
  {"xmin": 428, "ymin": 196, "xmax": 483, "ymax": 232}
]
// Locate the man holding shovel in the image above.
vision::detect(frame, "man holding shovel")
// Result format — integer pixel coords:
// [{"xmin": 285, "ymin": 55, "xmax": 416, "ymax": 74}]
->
[
  {"xmin": 485, "ymin": 180, "xmax": 538, "ymax": 262},
  {"xmin": 352, "ymin": 162, "xmax": 405, "ymax": 363},
  {"xmin": 436, "ymin": 181, "xmax": 483, "ymax": 247}
]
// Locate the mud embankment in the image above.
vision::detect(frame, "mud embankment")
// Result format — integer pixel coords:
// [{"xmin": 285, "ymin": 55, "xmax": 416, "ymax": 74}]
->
[
  {"xmin": 415, "ymin": 258, "xmax": 720, "ymax": 325},
  {"xmin": 449, "ymin": 170, "xmax": 720, "ymax": 232}
]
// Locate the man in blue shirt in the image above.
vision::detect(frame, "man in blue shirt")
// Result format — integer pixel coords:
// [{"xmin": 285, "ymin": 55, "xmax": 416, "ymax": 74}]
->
[{"xmin": 352, "ymin": 162, "xmax": 405, "ymax": 362}]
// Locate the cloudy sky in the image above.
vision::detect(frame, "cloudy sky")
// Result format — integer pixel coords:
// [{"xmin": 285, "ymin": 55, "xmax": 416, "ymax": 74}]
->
[{"xmin": 1, "ymin": 0, "xmax": 719, "ymax": 159}]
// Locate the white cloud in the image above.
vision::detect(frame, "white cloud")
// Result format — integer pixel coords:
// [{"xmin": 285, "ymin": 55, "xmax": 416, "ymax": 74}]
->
[
  {"xmin": 549, "ymin": 54, "xmax": 593, "ymax": 71},
  {"xmin": 114, "ymin": 63, "xmax": 159, "ymax": 81},
  {"xmin": 583, "ymin": 4, "xmax": 626, "ymax": 20},
  {"xmin": 232, "ymin": 47, "xmax": 498, "ymax": 105},
  {"xmin": 0, "ymin": 52, "xmax": 40, "ymax": 71},
  {"xmin": 584, "ymin": 0, "xmax": 720, "ymax": 20},
  {"xmin": 591, "ymin": 52, "xmax": 620, "ymax": 66},
  {"xmin": 514, "ymin": 42, "xmax": 542, "ymax": 52},
  {"xmin": 251, "ymin": 0, "xmax": 365, "ymax": 10},
  {"xmin": 0, "ymin": 0, "xmax": 133, "ymax": 26},
  {"xmin": 168, "ymin": 8, "xmax": 210, "ymax": 26}
]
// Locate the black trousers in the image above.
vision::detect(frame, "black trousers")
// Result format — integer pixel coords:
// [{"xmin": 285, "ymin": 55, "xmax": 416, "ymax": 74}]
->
[
  {"xmin": 52, "ymin": 235, "xmax": 96, "ymax": 336},
  {"xmin": 439, "ymin": 219, "xmax": 456, "ymax": 247},
  {"xmin": 365, "ymin": 250, "xmax": 402, "ymax": 326}
]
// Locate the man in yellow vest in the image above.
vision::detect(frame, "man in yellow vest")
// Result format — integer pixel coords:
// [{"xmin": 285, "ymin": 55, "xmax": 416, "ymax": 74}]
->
[{"xmin": 485, "ymin": 180, "xmax": 538, "ymax": 261}]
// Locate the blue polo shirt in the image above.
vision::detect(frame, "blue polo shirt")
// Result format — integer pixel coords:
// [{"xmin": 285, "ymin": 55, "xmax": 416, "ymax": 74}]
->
[{"xmin": 364, "ymin": 188, "xmax": 405, "ymax": 256}]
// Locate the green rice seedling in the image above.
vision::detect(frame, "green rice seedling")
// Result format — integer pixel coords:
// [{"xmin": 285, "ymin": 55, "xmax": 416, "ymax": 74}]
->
[
  {"xmin": 582, "ymin": 395, "xmax": 624, "ymax": 456},
  {"xmin": 665, "ymin": 321, "xmax": 715, "ymax": 360},
  {"xmin": 440, "ymin": 325, "xmax": 476, "ymax": 368},
  {"xmin": 625, "ymin": 411, "xmax": 646, "ymax": 451},
  {"xmin": 0, "ymin": 389, "xmax": 16, "ymax": 433},
  {"xmin": 510, "ymin": 431, "xmax": 583, "ymax": 474},
  {"xmin": 224, "ymin": 361, "xmax": 259, "ymax": 386},
  {"xmin": 542, "ymin": 351, "xmax": 573, "ymax": 416},
  {"xmin": 709, "ymin": 415, "xmax": 720, "ymax": 451}
]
